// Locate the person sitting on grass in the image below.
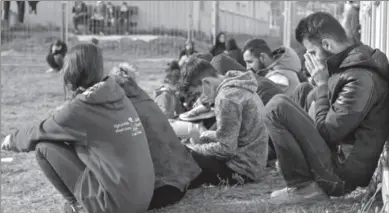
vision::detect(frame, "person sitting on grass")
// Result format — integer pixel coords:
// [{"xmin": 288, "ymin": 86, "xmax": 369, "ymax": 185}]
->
[
  {"xmin": 154, "ymin": 60, "xmax": 185, "ymax": 119},
  {"xmin": 46, "ymin": 40, "xmax": 67, "ymax": 73},
  {"xmin": 179, "ymin": 40, "xmax": 197, "ymax": 67},
  {"xmin": 265, "ymin": 12, "xmax": 389, "ymax": 205},
  {"xmin": 179, "ymin": 57, "xmax": 269, "ymax": 188},
  {"xmin": 109, "ymin": 62, "xmax": 202, "ymax": 210},
  {"xmin": 1, "ymin": 43, "xmax": 155, "ymax": 213}
]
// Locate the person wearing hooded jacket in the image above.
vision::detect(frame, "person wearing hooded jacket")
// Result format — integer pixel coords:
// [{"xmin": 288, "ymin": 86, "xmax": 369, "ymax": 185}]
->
[
  {"xmin": 210, "ymin": 32, "xmax": 226, "ymax": 57},
  {"xmin": 109, "ymin": 63, "xmax": 202, "ymax": 210},
  {"xmin": 1, "ymin": 44, "xmax": 155, "ymax": 213},
  {"xmin": 243, "ymin": 38, "xmax": 302, "ymax": 96},
  {"xmin": 265, "ymin": 12, "xmax": 389, "ymax": 206},
  {"xmin": 225, "ymin": 38, "xmax": 246, "ymax": 67}
]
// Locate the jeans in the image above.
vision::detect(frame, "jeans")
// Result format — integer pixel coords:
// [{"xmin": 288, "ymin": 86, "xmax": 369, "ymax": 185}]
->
[
  {"xmin": 3, "ymin": 1, "xmax": 25, "ymax": 23},
  {"xmin": 36, "ymin": 142, "xmax": 85, "ymax": 204},
  {"xmin": 188, "ymin": 149, "xmax": 252, "ymax": 189},
  {"xmin": 264, "ymin": 94, "xmax": 355, "ymax": 196}
]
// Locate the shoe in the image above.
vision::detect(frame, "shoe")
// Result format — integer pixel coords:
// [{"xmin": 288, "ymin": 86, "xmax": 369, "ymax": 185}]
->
[
  {"xmin": 269, "ymin": 181, "xmax": 330, "ymax": 205},
  {"xmin": 64, "ymin": 202, "xmax": 84, "ymax": 213},
  {"xmin": 179, "ymin": 104, "xmax": 215, "ymax": 122}
]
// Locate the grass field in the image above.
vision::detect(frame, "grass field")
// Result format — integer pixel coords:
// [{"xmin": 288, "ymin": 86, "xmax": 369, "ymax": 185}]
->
[{"xmin": 0, "ymin": 34, "xmax": 382, "ymax": 213}]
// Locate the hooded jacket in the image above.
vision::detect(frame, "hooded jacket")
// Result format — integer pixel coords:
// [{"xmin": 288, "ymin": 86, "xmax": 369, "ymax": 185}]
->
[
  {"xmin": 9, "ymin": 77, "xmax": 155, "ymax": 213},
  {"xmin": 110, "ymin": 73, "xmax": 202, "ymax": 192},
  {"xmin": 211, "ymin": 54, "xmax": 246, "ymax": 75},
  {"xmin": 314, "ymin": 44, "xmax": 389, "ymax": 187},
  {"xmin": 189, "ymin": 71, "xmax": 269, "ymax": 181},
  {"xmin": 261, "ymin": 47, "xmax": 302, "ymax": 96},
  {"xmin": 211, "ymin": 55, "xmax": 282, "ymax": 105}
]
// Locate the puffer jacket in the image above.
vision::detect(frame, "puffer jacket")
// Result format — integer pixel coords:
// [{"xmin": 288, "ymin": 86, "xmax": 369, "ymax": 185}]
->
[{"xmin": 314, "ymin": 44, "xmax": 389, "ymax": 187}]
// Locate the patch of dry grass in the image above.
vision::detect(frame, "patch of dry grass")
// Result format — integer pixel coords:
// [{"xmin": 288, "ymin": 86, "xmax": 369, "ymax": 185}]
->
[{"xmin": 0, "ymin": 35, "xmax": 382, "ymax": 213}]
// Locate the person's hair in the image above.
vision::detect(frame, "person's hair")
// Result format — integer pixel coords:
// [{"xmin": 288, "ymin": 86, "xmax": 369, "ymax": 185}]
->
[
  {"xmin": 62, "ymin": 43, "xmax": 104, "ymax": 92},
  {"xmin": 192, "ymin": 52, "xmax": 213, "ymax": 62},
  {"xmin": 91, "ymin": 38, "xmax": 99, "ymax": 45},
  {"xmin": 164, "ymin": 60, "xmax": 181, "ymax": 84},
  {"xmin": 180, "ymin": 57, "xmax": 218, "ymax": 92},
  {"xmin": 295, "ymin": 12, "xmax": 349, "ymax": 44},
  {"xmin": 226, "ymin": 38, "xmax": 239, "ymax": 51},
  {"xmin": 242, "ymin": 38, "xmax": 272, "ymax": 57}
]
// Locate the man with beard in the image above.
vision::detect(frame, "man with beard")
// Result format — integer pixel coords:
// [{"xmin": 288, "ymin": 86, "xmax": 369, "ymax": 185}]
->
[
  {"xmin": 242, "ymin": 39, "xmax": 302, "ymax": 96},
  {"xmin": 265, "ymin": 12, "xmax": 389, "ymax": 205}
]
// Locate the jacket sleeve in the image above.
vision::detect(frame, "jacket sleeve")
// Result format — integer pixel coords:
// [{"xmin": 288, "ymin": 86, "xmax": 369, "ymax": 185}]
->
[
  {"xmin": 315, "ymin": 71, "xmax": 375, "ymax": 144},
  {"xmin": 188, "ymin": 98, "xmax": 242, "ymax": 160},
  {"xmin": 154, "ymin": 92, "xmax": 176, "ymax": 119},
  {"xmin": 9, "ymin": 101, "xmax": 87, "ymax": 152}
]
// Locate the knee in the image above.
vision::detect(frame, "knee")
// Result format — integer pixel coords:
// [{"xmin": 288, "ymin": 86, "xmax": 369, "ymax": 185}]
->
[
  {"xmin": 266, "ymin": 94, "xmax": 289, "ymax": 113},
  {"xmin": 35, "ymin": 142, "xmax": 62, "ymax": 160}
]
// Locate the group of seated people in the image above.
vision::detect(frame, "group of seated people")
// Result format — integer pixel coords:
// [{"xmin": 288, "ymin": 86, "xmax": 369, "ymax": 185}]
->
[
  {"xmin": 72, "ymin": 1, "xmax": 136, "ymax": 35},
  {"xmin": 2, "ymin": 12, "xmax": 389, "ymax": 213}
]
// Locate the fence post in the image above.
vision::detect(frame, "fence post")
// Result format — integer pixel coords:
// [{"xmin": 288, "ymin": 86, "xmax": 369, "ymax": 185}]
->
[
  {"xmin": 188, "ymin": 1, "xmax": 193, "ymax": 42},
  {"xmin": 61, "ymin": 1, "xmax": 68, "ymax": 43},
  {"xmin": 283, "ymin": 1, "xmax": 292, "ymax": 47},
  {"xmin": 212, "ymin": 0, "xmax": 220, "ymax": 45}
]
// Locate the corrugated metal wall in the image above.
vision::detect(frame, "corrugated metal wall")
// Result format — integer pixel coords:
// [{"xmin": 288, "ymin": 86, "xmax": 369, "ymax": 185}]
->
[{"xmin": 360, "ymin": 1, "xmax": 389, "ymax": 57}]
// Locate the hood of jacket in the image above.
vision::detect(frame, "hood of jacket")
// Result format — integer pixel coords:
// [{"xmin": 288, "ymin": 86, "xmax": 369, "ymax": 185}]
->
[
  {"xmin": 211, "ymin": 54, "xmax": 246, "ymax": 75},
  {"xmin": 217, "ymin": 70, "xmax": 258, "ymax": 94}
]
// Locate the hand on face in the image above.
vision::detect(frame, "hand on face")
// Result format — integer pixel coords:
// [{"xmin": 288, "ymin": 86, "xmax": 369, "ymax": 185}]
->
[{"xmin": 304, "ymin": 53, "xmax": 329, "ymax": 86}]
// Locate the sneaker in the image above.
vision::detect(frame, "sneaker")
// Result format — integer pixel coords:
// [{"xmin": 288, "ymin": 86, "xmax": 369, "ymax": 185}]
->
[
  {"xmin": 179, "ymin": 104, "xmax": 215, "ymax": 122},
  {"xmin": 269, "ymin": 181, "xmax": 330, "ymax": 205},
  {"xmin": 64, "ymin": 202, "xmax": 84, "ymax": 213}
]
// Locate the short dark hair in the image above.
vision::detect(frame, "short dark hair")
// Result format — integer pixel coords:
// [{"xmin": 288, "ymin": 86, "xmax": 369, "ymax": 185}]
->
[
  {"xmin": 242, "ymin": 38, "xmax": 272, "ymax": 57},
  {"xmin": 63, "ymin": 43, "xmax": 104, "ymax": 91},
  {"xmin": 180, "ymin": 57, "xmax": 218, "ymax": 92},
  {"xmin": 295, "ymin": 12, "xmax": 348, "ymax": 44},
  {"xmin": 164, "ymin": 60, "xmax": 181, "ymax": 84}
]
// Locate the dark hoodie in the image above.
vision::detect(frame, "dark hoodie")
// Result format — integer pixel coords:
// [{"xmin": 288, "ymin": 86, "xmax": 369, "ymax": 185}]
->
[
  {"xmin": 210, "ymin": 54, "xmax": 282, "ymax": 105},
  {"xmin": 189, "ymin": 71, "xmax": 269, "ymax": 181},
  {"xmin": 210, "ymin": 32, "xmax": 226, "ymax": 56},
  {"xmin": 110, "ymin": 72, "xmax": 202, "ymax": 192},
  {"xmin": 225, "ymin": 38, "xmax": 245, "ymax": 67},
  {"xmin": 314, "ymin": 44, "xmax": 389, "ymax": 187},
  {"xmin": 9, "ymin": 77, "xmax": 155, "ymax": 213},
  {"xmin": 211, "ymin": 54, "xmax": 246, "ymax": 75},
  {"xmin": 193, "ymin": 52, "xmax": 213, "ymax": 62}
]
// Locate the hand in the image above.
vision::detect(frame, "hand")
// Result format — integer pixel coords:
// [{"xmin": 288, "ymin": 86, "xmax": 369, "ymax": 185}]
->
[
  {"xmin": 1, "ymin": 135, "xmax": 15, "ymax": 152},
  {"xmin": 304, "ymin": 54, "xmax": 329, "ymax": 86},
  {"xmin": 200, "ymin": 130, "xmax": 216, "ymax": 141}
]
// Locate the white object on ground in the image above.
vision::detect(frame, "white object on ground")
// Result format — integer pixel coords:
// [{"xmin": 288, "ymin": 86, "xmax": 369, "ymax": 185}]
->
[
  {"xmin": 169, "ymin": 120, "xmax": 201, "ymax": 141},
  {"xmin": 1, "ymin": 157, "xmax": 14, "ymax": 163}
]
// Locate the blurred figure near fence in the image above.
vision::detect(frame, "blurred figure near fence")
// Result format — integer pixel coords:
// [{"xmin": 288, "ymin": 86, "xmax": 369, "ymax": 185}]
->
[
  {"xmin": 72, "ymin": 1, "xmax": 88, "ymax": 34},
  {"xmin": 105, "ymin": 2, "xmax": 116, "ymax": 33},
  {"xmin": 243, "ymin": 39, "xmax": 302, "ymax": 96},
  {"xmin": 90, "ymin": 1, "xmax": 106, "ymax": 35},
  {"xmin": 341, "ymin": 1, "xmax": 361, "ymax": 44},
  {"xmin": 46, "ymin": 40, "xmax": 67, "ymax": 73},
  {"xmin": 225, "ymin": 38, "xmax": 245, "ymax": 67},
  {"xmin": 119, "ymin": 2, "xmax": 131, "ymax": 34},
  {"xmin": 179, "ymin": 40, "xmax": 197, "ymax": 67},
  {"xmin": 210, "ymin": 32, "xmax": 226, "ymax": 56}
]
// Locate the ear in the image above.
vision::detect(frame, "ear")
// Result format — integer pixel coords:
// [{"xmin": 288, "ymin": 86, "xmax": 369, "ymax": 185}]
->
[
  {"xmin": 321, "ymin": 39, "xmax": 332, "ymax": 52},
  {"xmin": 259, "ymin": 52, "xmax": 269, "ymax": 62}
]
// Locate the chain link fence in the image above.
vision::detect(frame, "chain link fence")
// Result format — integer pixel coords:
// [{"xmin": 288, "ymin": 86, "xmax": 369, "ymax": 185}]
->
[{"xmin": 1, "ymin": 1, "xmax": 347, "ymax": 68}]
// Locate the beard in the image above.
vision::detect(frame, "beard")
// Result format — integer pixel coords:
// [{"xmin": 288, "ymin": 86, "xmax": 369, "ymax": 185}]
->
[{"xmin": 321, "ymin": 47, "xmax": 335, "ymax": 62}]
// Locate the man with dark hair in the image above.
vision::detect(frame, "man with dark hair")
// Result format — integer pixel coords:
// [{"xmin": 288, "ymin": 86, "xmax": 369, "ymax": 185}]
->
[
  {"xmin": 243, "ymin": 38, "xmax": 302, "ymax": 96},
  {"xmin": 265, "ymin": 12, "xmax": 389, "ymax": 205}
]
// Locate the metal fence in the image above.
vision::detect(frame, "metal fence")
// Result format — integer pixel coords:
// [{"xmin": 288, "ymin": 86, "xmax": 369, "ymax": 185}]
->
[{"xmin": 1, "ymin": 1, "xmax": 345, "ymax": 66}]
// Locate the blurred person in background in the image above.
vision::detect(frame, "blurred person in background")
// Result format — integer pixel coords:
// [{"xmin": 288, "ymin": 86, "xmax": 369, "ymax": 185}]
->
[
  {"xmin": 225, "ymin": 38, "xmax": 245, "ymax": 67},
  {"xmin": 46, "ymin": 40, "xmax": 67, "ymax": 73},
  {"xmin": 210, "ymin": 32, "xmax": 226, "ymax": 56},
  {"xmin": 72, "ymin": 1, "xmax": 88, "ymax": 34},
  {"xmin": 119, "ymin": 2, "xmax": 130, "ymax": 34},
  {"xmin": 179, "ymin": 40, "xmax": 197, "ymax": 67},
  {"xmin": 105, "ymin": 2, "xmax": 117, "ymax": 34},
  {"xmin": 90, "ymin": 1, "xmax": 106, "ymax": 35}
]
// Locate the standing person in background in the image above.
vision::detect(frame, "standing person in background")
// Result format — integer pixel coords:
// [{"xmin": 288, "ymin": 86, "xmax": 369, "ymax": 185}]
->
[
  {"xmin": 119, "ymin": 2, "xmax": 130, "ymax": 35},
  {"xmin": 72, "ymin": 1, "xmax": 88, "ymax": 34},
  {"xmin": 46, "ymin": 40, "xmax": 67, "ymax": 73},
  {"xmin": 179, "ymin": 40, "xmax": 197, "ymax": 67},
  {"xmin": 210, "ymin": 32, "xmax": 226, "ymax": 56},
  {"xmin": 90, "ymin": 1, "xmax": 106, "ymax": 35},
  {"xmin": 105, "ymin": 2, "xmax": 116, "ymax": 34},
  {"xmin": 341, "ymin": 1, "xmax": 361, "ymax": 44},
  {"xmin": 225, "ymin": 38, "xmax": 245, "ymax": 67}
]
